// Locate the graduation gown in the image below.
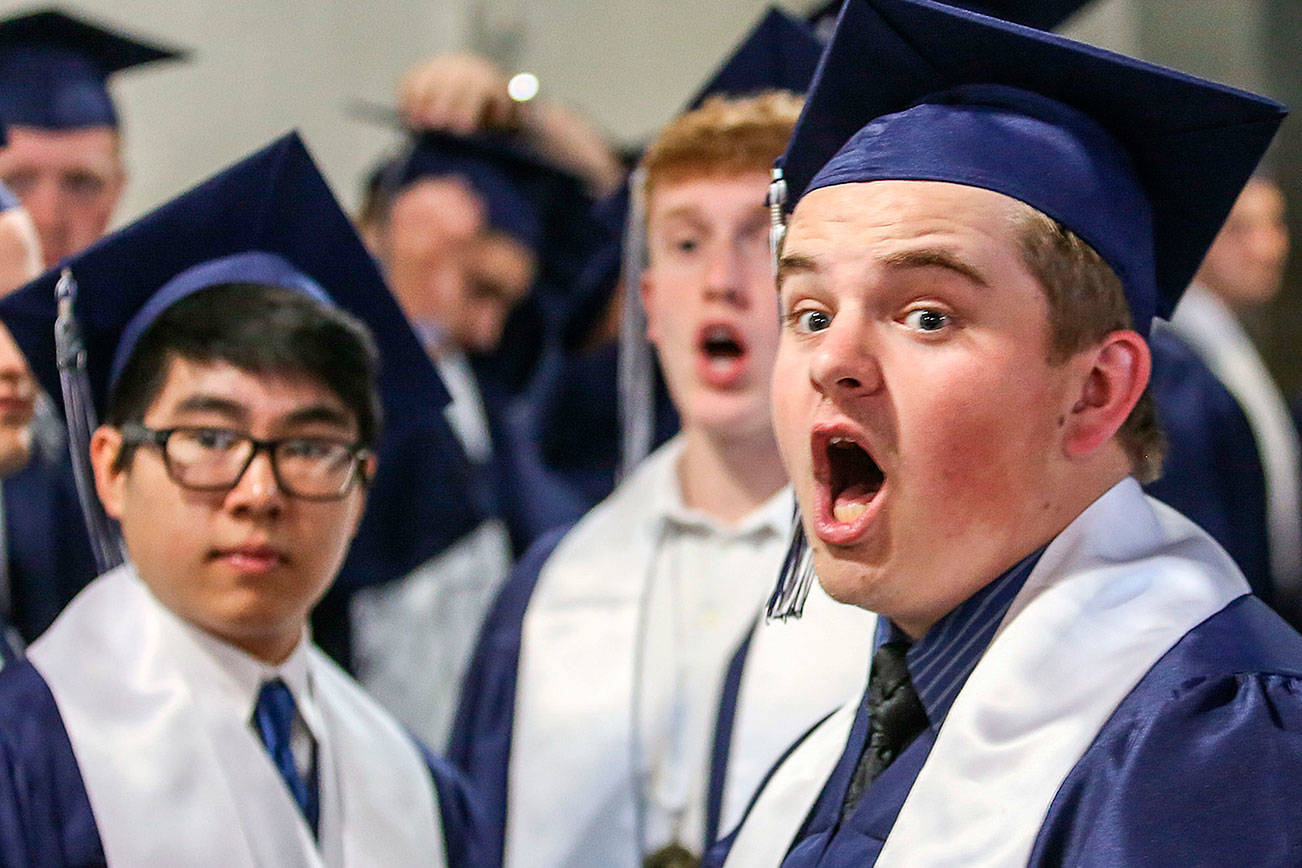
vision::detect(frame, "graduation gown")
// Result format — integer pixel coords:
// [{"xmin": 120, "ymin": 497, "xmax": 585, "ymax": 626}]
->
[
  {"xmin": 1168, "ymin": 284, "xmax": 1302, "ymax": 615},
  {"xmin": 1144, "ymin": 326, "xmax": 1270, "ymax": 598},
  {"xmin": 0, "ymin": 565, "xmax": 486, "ymax": 867},
  {"xmin": 448, "ymin": 439, "xmax": 873, "ymax": 867},
  {"xmin": 2, "ymin": 427, "xmax": 98, "ymax": 644},
  {"xmin": 713, "ymin": 477, "xmax": 1302, "ymax": 866}
]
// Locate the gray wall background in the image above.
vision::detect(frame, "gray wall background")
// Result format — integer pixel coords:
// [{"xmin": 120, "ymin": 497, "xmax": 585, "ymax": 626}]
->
[{"xmin": 2, "ymin": 0, "xmax": 1299, "ymax": 389}]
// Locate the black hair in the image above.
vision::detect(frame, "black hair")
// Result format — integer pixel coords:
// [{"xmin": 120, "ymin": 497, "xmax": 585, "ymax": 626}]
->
[{"xmin": 105, "ymin": 283, "xmax": 382, "ymax": 464}]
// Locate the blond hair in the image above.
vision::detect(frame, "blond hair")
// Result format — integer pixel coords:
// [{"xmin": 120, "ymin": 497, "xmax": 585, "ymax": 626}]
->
[{"xmin": 640, "ymin": 91, "xmax": 803, "ymax": 202}]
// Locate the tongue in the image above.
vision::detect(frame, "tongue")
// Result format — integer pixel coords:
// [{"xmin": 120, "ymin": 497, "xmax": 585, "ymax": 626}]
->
[{"xmin": 832, "ymin": 482, "xmax": 875, "ymax": 524}]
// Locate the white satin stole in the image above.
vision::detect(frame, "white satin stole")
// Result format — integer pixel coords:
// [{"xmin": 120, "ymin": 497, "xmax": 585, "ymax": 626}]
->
[
  {"xmin": 508, "ymin": 438, "xmax": 873, "ymax": 867},
  {"xmin": 725, "ymin": 478, "xmax": 1248, "ymax": 867},
  {"xmin": 29, "ymin": 566, "xmax": 448, "ymax": 867}
]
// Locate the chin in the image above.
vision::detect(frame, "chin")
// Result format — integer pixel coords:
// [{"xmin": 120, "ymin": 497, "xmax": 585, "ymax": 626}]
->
[{"xmin": 812, "ymin": 549, "xmax": 881, "ymax": 611}]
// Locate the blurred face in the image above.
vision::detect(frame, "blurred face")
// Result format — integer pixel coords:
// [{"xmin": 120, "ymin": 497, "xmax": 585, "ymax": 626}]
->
[
  {"xmin": 774, "ymin": 181, "xmax": 1083, "ymax": 632},
  {"xmin": 384, "ymin": 176, "xmax": 535, "ymax": 353},
  {"xmin": 0, "ymin": 126, "xmax": 125, "ymax": 268},
  {"xmin": 643, "ymin": 170, "xmax": 778, "ymax": 443},
  {"xmin": 0, "ymin": 322, "xmax": 36, "ymax": 478},
  {"xmin": 1195, "ymin": 177, "xmax": 1289, "ymax": 311},
  {"xmin": 91, "ymin": 359, "xmax": 369, "ymax": 663}
]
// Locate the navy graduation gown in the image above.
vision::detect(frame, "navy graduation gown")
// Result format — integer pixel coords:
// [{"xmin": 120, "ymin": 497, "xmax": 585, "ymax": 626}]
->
[
  {"xmin": 4, "ymin": 449, "xmax": 98, "ymax": 644},
  {"xmin": 0, "ymin": 659, "xmax": 487, "ymax": 867},
  {"xmin": 707, "ymin": 595, "xmax": 1302, "ymax": 866},
  {"xmin": 1145, "ymin": 329, "xmax": 1271, "ymax": 598},
  {"xmin": 445, "ymin": 526, "xmax": 568, "ymax": 867}
]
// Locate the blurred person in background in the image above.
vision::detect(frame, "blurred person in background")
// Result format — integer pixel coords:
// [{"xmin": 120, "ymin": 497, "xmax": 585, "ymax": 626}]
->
[{"xmin": 1167, "ymin": 175, "xmax": 1301, "ymax": 622}]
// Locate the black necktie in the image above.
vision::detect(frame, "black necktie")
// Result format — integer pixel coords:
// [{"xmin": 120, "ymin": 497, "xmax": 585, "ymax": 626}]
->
[
  {"xmin": 839, "ymin": 640, "xmax": 928, "ymax": 823},
  {"xmin": 253, "ymin": 678, "xmax": 319, "ymax": 836}
]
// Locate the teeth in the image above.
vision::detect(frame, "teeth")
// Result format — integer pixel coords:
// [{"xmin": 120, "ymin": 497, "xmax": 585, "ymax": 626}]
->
[
  {"xmin": 830, "ymin": 436, "xmax": 850, "ymax": 446},
  {"xmin": 833, "ymin": 501, "xmax": 867, "ymax": 523}
]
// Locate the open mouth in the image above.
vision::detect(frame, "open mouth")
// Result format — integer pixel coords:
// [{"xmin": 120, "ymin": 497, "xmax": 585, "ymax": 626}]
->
[
  {"xmin": 696, "ymin": 324, "xmax": 750, "ymax": 386},
  {"xmin": 810, "ymin": 429, "xmax": 886, "ymax": 544},
  {"xmin": 827, "ymin": 436, "xmax": 885, "ymax": 523}
]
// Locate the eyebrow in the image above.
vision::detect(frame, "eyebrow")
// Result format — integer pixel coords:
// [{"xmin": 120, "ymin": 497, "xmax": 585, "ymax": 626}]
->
[
  {"xmin": 167, "ymin": 395, "xmax": 354, "ymax": 432},
  {"xmin": 883, "ymin": 247, "xmax": 989, "ymax": 287},
  {"xmin": 171, "ymin": 394, "xmax": 247, "ymax": 422},
  {"xmin": 776, "ymin": 253, "xmax": 819, "ymax": 291},
  {"xmin": 283, "ymin": 404, "xmax": 356, "ymax": 432}
]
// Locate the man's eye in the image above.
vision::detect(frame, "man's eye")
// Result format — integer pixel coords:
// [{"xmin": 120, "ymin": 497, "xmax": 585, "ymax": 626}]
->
[
  {"xmin": 790, "ymin": 309, "xmax": 831, "ymax": 333},
  {"xmin": 903, "ymin": 308, "xmax": 950, "ymax": 332},
  {"xmin": 2, "ymin": 172, "xmax": 35, "ymax": 196},
  {"xmin": 62, "ymin": 172, "xmax": 106, "ymax": 198},
  {"xmin": 281, "ymin": 438, "xmax": 341, "ymax": 460},
  {"xmin": 671, "ymin": 237, "xmax": 699, "ymax": 254},
  {"xmin": 187, "ymin": 428, "xmax": 242, "ymax": 451}
]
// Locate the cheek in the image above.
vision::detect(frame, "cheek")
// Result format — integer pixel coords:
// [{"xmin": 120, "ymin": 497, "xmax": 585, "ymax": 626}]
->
[
  {"xmin": 898, "ymin": 360, "xmax": 1062, "ymax": 510},
  {"xmin": 770, "ymin": 347, "xmax": 812, "ymax": 474}
]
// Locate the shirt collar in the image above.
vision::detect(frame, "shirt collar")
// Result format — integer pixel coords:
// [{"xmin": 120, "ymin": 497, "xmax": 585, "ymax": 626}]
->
[
  {"xmin": 140, "ymin": 577, "xmax": 322, "ymax": 739},
  {"xmin": 649, "ymin": 435, "xmax": 793, "ymax": 539},
  {"xmin": 875, "ymin": 546, "xmax": 1044, "ymax": 728}
]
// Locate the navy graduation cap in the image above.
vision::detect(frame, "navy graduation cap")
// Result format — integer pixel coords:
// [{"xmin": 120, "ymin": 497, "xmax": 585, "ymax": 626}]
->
[
  {"xmin": 0, "ymin": 133, "xmax": 485, "ymax": 587},
  {"xmin": 776, "ymin": 0, "xmax": 1287, "ymax": 333},
  {"xmin": 686, "ymin": 7, "xmax": 824, "ymax": 108},
  {"xmin": 808, "ymin": 0, "xmax": 1095, "ymax": 33},
  {"xmin": 0, "ymin": 8, "xmax": 184, "ymax": 129}
]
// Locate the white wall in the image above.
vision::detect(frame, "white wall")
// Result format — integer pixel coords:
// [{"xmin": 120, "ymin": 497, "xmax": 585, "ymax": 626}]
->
[
  {"xmin": 0, "ymin": 0, "xmax": 467, "ymax": 222},
  {"xmin": 0, "ymin": 1, "xmax": 1280, "ymax": 231}
]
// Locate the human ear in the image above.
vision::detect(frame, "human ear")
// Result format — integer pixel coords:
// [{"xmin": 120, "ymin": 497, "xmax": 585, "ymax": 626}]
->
[
  {"xmin": 1062, "ymin": 330, "xmax": 1151, "ymax": 459},
  {"xmin": 88, "ymin": 426, "xmax": 127, "ymax": 520}
]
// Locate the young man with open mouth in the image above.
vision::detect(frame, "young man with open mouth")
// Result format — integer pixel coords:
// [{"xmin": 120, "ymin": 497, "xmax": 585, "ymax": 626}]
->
[{"xmin": 711, "ymin": 0, "xmax": 1302, "ymax": 865}]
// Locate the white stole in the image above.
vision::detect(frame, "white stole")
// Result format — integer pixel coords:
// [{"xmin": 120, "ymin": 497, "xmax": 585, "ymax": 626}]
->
[
  {"xmin": 508, "ymin": 441, "xmax": 873, "ymax": 866},
  {"xmin": 725, "ymin": 478, "xmax": 1248, "ymax": 867},
  {"xmin": 30, "ymin": 566, "xmax": 447, "ymax": 867}
]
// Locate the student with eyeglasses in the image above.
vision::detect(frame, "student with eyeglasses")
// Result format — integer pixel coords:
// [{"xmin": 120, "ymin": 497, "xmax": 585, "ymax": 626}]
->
[{"xmin": 0, "ymin": 133, "xmax": 484, "ymax": 866}]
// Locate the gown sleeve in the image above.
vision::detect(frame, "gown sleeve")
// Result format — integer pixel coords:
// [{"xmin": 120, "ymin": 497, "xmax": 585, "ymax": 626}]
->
[
  {"xmin": 0, "ymin": 660, "xmax": 106, "ymax": 867},
  {"xmin": 1033, "ymin": 669, "xmax": 1302, "ymax": 865}
]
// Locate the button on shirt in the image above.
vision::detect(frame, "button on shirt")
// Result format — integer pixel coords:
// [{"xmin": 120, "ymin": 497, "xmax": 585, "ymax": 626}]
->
[{"xmin": 636, "ymin": 448, "xmax": 793, "ymax": 856}]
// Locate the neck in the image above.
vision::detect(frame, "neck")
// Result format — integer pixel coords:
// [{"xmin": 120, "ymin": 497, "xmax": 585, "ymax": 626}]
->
[
  {"xmin": 895, "ymin": 463, "xmax": 1131, "ymax": 640},
  {"xmin": 224, "ymin": 627, "xmax": 302, "ymax": 666},
  {"xmin": 676, "ymin": 426, "xmax": 787, "ymax": 526}
]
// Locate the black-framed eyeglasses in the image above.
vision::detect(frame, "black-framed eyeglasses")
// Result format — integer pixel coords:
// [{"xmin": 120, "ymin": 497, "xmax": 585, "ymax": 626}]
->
[{"xmin": 121, "ymin": 423, "xmax": 373, "ymax": 501}]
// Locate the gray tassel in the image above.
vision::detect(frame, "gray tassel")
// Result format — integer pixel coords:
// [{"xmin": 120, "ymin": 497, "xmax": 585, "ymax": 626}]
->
[
  {"xmin": 617, "ymin": 167, "xmax": 654, "ymax": 481},
  {"xmin": 55, "ymin": 269, "xmax": 124, "ymax": 574}
]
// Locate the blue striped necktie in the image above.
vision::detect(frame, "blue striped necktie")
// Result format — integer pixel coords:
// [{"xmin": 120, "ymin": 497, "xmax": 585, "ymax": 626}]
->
[{"xmin": 253, "ymin": 678, "xmax": 319, "ymax": 836}]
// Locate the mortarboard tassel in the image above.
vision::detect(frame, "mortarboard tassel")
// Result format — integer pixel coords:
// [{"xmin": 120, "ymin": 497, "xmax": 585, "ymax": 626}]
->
[
  {"xmin": 765, "ymin": 167, "xmax": 814, "ymax": 621},
  {"xmin": 768, "ymin": 503, "xmax": 815, "ymax": 620},
  {"xmin": 617, "ymin": 167, "xmax": 654, "ymax": 481},
  {"xmin": 55, "ymin": 269, "xmax": 124, "ymax": 573}
]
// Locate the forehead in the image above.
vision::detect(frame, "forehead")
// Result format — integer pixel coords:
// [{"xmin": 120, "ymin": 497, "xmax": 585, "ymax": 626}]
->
[
  {"xmin": 784, "ymin": 180, "xmax": 1033, "ymax": 278},
  {"xmin": 0, "ymin": 124, "xmax": 120, "ymax": 169},
  {"xmin": 647, "ymin": 169, "xmax": 771, "ymax": 221},
  {"xmin": 147, "ymin": 356, "xmax": 353, "ymax": 427}
]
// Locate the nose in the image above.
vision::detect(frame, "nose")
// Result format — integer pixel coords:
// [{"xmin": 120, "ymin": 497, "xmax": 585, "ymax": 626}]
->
[
  {"xmin": 703, "ymin": 243, "xmax": 749, "ymax": 307},
  {"xmin": 21, "ymin": 182, "xmax": 63, "ymax": 266},
  {"xmin": 808, "ymin": 314, "xmax": 883, "ymax": 399},
  {"xmin": 224, "ymin": 449, "xmax": 284, "ymax": 517}
]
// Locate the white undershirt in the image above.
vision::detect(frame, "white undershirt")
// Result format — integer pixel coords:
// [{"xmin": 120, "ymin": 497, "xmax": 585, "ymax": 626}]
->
[
  {"xmin": 635, "ymin": 456, "xmax": 790, "ymax": 855},
  {"xmin": 152, "ymin": 596, "xmax": 321, "ymax": 784}
]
